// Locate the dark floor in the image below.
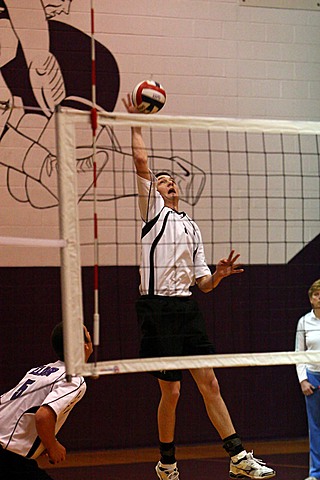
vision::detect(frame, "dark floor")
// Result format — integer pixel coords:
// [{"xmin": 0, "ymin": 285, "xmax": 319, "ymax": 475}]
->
[{"xmin": 43, "ymin": 443, "xmax": 310, "ymax": 480}]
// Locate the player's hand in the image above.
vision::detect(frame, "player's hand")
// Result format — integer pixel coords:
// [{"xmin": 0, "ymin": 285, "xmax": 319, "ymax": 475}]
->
[
  {"xmin": 46, "ymin": 439, "xmax": 67, "ymax": 464},
  {"xmin": 301, "ymin": 379, "xmax": 316, "ymax": 396},
  {"xmin": 29, "ymin": 52, "xmax": 66, "ymax": 117},
  {"xmin": 122, "ymin": 93, "xmax": 139, "ymax": 114},
  {"xmin": 216, "ymin": 249, "xmax": 244, "ymax": 279}
]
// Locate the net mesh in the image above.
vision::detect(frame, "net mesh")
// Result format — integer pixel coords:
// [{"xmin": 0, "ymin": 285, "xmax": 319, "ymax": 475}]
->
[{"xmin": 72, "ymin": 113, "xmax": 320, "ymax": 267}]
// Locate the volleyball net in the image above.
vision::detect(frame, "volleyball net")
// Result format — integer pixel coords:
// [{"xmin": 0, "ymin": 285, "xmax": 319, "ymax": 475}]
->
[
  {"xmin": 58, "ymin": 108, "xmax": 320, "ymax": 265},
  {"xmin": 54, "ymin": 107, "xmax": 320, "ymax": 379}
]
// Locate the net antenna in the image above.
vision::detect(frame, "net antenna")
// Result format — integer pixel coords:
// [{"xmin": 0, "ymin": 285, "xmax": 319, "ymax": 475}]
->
[
  {"xmin": 90, "ymin": 0, "xmax": 100, "ymax": 366},
  {"xmin": 55, "ymin": 109, "xmax": 320, "ymax": 378}
]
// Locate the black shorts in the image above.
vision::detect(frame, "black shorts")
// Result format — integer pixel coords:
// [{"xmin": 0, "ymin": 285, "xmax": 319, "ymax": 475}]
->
[{"xmin": 136, "ymin": 295, "xmax": 215, "ymax": 381}]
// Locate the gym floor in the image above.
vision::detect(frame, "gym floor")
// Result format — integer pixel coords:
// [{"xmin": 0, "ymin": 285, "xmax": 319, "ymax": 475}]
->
[{"xmin": 40, "ymin": 438, "xmax": 309, "ymax": 480}]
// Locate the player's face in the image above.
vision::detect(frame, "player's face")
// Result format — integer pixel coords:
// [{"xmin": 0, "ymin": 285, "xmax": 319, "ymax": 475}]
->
[
  {"xmin": 84, "ymin": 326, "xmax": 93, "ymax": 361},
  {"xmin": 44, "ymin": 0, "xmax": 72, "ymax": 19},
  {"xmin": 310, "ymin": 289, "xmax": 320, "ymax": 310},
  {"xmin": 156, "ymin": 175, "xmax": 179, "ymax": 203}
]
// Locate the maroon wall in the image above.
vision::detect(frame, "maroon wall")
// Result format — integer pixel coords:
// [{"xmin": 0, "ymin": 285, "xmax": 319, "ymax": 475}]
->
[{"xmin": 1, "ymin": 237, "xmax": 319, "ymax": 451}]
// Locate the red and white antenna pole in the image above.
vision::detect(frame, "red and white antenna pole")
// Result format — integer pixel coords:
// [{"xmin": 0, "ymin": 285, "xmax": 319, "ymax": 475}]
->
[{"xmin": 90, "ymin": 0, "xmax": 100, "ymax": 363}]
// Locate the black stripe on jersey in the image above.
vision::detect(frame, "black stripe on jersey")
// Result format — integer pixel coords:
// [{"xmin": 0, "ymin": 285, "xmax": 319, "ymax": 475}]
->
[
  {"xmin": 25, "ymin": 406, "xmax": 39, "ymax": 414},
  {"xmin": 141, "ymin": 208, "xmax": 163, "ymax": 239},
  {"xmin": 26, "ymin": 437, "xmax": 41, "ymax": 458},
  {"xmin": 148, "ymin": 211, "xmax": 171, "ymax": 295}
]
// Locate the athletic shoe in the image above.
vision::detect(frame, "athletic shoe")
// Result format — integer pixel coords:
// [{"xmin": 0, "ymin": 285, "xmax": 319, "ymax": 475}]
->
[
  {"xmin": 304, "ymin": 477, "xmax": 318, "ymax": 480},
  {"xmin": 155, "ymin": 461, "xmax": 180, "ymax": 480},
  {"xmin": 229, "ymin": 450, "xmax": 276, "ymax": 479}
]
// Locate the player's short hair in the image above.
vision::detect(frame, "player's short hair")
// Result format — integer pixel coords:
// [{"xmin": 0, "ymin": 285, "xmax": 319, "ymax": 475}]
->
[
  {"xmin": 51, "ymin": 322, "xmax": 89, "ymax": 361},
  {"xmin": 308, "ymin": 279, "xmax": 320, "ymax": 298},
  {"xmin": 155, "ymin": 171, "xmax": 173, "ymax": 179},
  {"xmin": 51, "ymin": 322, "xmax": 64, "ymax": 361}
]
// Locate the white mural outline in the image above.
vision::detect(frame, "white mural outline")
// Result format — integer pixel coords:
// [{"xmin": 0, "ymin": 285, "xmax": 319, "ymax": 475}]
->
[{"xmin": 0, "ymin": 0, "xmax": 204, "ymax": 209}]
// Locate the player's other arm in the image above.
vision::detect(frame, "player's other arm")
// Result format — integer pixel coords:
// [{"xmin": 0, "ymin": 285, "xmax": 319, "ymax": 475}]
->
[
  {"xmin": 122, "ymin": 94, "xmax": 150, "ymax": 181},
  {"xmin": 35, "ymin": 405, "xmax": 66, "ymax": 464},
  {"xmin": 196, "ymin": 249, "xmax": 244, "ymax": 293}
]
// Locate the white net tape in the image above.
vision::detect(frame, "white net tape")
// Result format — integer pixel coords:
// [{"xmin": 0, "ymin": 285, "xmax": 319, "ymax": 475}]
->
[
  {"xmin": 99, "ymin": 111, "xmax": 320, "ymax": 135},
  {"xmin": 80, "ymin": 351, "xmax": 320, "ymax": 378},
  {"xmin": 0, "ymin": 236, "xmax": 66, "ymax": 247}
]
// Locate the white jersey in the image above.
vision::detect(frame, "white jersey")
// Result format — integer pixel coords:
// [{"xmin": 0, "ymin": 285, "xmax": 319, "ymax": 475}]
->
[
  {"xmin": 0, "ymin": 360, "xmax": 86, "ymax": 459},
  {"xmin": 137, "ymin": 173, "xmax": 211, "ymax": 296},
  {"xmin": 295, "ymin": 310, "xmax": 320, "ymax": 383}
]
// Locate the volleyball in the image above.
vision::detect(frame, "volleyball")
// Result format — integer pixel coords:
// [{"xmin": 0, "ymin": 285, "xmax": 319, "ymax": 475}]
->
[{"xmin": 132, "ymin": 80, "xmax": 166, "ymax": 114}]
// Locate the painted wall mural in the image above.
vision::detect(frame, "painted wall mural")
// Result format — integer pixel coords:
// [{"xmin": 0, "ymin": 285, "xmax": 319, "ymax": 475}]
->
[{"xmin": 0, "ymin": 1, "xmax": 319, "ymax": 267}]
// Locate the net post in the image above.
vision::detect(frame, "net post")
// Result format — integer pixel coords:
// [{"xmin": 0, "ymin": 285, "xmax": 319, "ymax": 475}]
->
[{"xmin": 55, "ymin": 106, "xmax": 85, "ymax": 379}]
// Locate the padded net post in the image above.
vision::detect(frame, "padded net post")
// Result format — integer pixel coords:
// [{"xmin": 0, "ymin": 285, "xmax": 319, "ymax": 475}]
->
[{"xmin": 56, "ymin": 106, "xmax": 86, "ymax": 379}]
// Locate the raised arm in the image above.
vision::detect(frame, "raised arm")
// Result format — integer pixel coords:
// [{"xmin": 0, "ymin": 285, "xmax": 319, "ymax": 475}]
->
[
  {"xmin": 122, "ymin": 94, "xmax": 150, "ymax": 180},
  {"xmin": 196, "ymin": 249, "xmax": 244, "ymax": 293}
]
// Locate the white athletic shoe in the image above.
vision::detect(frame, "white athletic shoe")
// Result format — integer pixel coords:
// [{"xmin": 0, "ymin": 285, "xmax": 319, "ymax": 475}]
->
[
  {"xmin": 229, "ymin": 451, "xmax": 276, "ymax": 479},
  {"xmin": 155, "ymin": 461, "xmax": 180, "ymax": 480}
]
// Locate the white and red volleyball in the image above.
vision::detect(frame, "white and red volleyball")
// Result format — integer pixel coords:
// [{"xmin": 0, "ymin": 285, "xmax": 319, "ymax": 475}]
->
[{"xmin": 132, "ymin": 80, "xmax": 166, "ymax": 114}]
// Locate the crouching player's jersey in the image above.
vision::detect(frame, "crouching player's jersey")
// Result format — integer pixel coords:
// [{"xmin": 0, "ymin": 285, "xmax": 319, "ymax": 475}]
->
[{"xmin": 0, "ymin": 360, "xmax": 86, "ymax": 459}]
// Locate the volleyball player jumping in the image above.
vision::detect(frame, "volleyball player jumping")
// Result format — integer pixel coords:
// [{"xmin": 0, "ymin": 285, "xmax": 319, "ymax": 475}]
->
[{"xmin": 123, "ymin": 94, "xmax": 276, "ymax": 480}]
